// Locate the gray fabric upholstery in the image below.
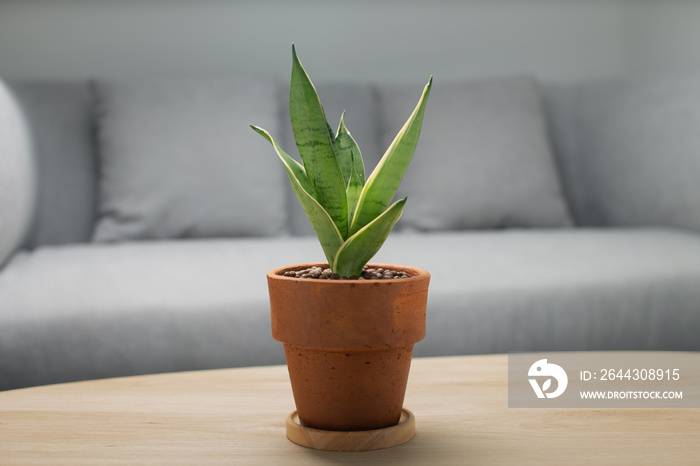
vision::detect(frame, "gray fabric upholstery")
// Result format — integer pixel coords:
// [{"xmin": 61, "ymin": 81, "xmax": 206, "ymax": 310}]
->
[
  {"xmin": 0, "ymin": 80, "xmax": 35, "ymax": 267},
  {"xmin": 279, "ymin": 82, "xmax": 382, "ymax": 236},
  {"xmin": 92, "ymin": 78, "xmax": 288, "ymax": 241},
  {"xmin": 378, "ymin": 77, "xmax": 572, "ymax": 231},
  {"xmin": 2, "ymin": 229, "xmax": 699, "ymax": 390},
  {"xmin": 6, "ymin": 81, "xmax": 96, "ymax": 247},
  {"xmin": 373, "ymin": 229, "xmax": 700, "ymax": 356},
  {"xmin": 542, "ymin": 74, "xmax": 700, "ymax": 232},
  {"xmin": 0, "ymin": 238, "xmax": 323, "ymax": 390}
]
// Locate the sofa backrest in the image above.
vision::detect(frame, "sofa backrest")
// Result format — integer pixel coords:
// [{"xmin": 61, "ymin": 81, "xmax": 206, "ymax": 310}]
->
[
  {"xmin": 541, "ymin": 74, "xmax": 700, "ymax": 233},
  {"xmin": 9, "ymin": 73, "xmax": 700, "ymax": 252},
  {"xmin": 4, "ymin": 76, "xmax": 576, "ymax": 249}
]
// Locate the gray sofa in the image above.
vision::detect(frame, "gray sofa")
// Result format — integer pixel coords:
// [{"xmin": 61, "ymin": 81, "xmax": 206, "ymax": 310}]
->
[{"xmin": 2, "ymin": 73, "xmax": 699, "ymax": 391}]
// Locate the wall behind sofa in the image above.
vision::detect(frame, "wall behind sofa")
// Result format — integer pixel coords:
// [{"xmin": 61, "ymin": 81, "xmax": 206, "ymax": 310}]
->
[
  {"xmin": 0, "ymin": 0, "xmax": 698, "ymax": 83},
  {"xmin": 0, "ymin": 0, "xmax": 626, "ymax": 83}
]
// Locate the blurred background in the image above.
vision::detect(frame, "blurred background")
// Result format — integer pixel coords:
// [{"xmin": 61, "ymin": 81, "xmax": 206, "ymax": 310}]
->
[
  {"xmin": 3, "ymin": 0, "xmax": 700, "ymax": 392},
  {"xmin": 1, "ymin": 0, "xmax": 700, "ymax": 83}
]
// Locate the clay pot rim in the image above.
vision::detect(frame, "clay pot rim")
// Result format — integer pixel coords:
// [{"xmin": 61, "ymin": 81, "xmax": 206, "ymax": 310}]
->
[{"xmin": 268, "ymin": 262, "xmax": 430, "ymax": 284}]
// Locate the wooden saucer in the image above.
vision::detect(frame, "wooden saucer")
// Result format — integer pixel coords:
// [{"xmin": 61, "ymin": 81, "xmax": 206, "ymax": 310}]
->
[{"xmin": 285, "ymin": 408, "xmax": 415, "ymax": 451}]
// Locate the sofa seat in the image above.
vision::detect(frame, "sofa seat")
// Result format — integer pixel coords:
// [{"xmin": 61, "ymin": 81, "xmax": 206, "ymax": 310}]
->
[
  {"xmin": 0, "ymin": 237, "xmax": 321, "ymax": 390},
  {"xmin": 2, "ymin": 228, "xmax": 699, "ymax": 390},
  {"xmin": 377, "ymin": 229, "xmax": 700, "ymax": 356}
]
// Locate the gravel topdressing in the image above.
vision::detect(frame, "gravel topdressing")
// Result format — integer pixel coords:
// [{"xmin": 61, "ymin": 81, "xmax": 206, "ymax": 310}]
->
[{"xmin": 283, "ymin": 266, "xmax": 412, "ymax": 280}]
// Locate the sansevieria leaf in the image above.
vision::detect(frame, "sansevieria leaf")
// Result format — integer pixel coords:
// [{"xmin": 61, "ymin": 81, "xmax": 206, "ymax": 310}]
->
[
  {"xmin": 332, "ymin": 198, "xmax": 407, "ymax": 277},
  {"xmin": 335, "ymin": 112, "xmax": 366, "ymax": 224},
  {"xmin": 349, "ymin": 77, "xmax": 432, "ymax": 236},
  {"xmin": 290, "ymin": 44, "xmax": 348, "ymax": 238},
  {"xmin": 346, "ymin": 155, "xmax": 363, "ymax": 228},
  {"xmin": 250, "ymin": 125, "xmax": 316, "ymax": 198},
  {"xmin": 335, "ymin": 111, "xmax": 365, "ymax": 188},
  {"xmin": 250, "ymin": 125, "xmax": 343, "ymax": 265}
]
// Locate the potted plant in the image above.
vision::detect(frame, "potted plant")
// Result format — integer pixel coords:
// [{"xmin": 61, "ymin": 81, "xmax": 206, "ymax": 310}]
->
[{"xmin": 251, "ymin": 45, "xmax": 432, "ymax": 450}]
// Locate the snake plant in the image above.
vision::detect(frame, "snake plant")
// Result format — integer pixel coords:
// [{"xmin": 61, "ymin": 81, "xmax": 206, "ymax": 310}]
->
[{"xmin": 251, "ymin": 45, "xmax": 432, "ymax": 277}]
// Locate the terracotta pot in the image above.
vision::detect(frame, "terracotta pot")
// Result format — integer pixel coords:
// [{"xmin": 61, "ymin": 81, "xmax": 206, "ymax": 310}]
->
[{"xmin": 267, "ymin": 262, "xmax": 430, "ymax": 431}]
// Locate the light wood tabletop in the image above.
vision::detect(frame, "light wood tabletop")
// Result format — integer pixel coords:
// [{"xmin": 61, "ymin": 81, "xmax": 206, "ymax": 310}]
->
[{"xmin": 1, "ymin": 353, "xmax": 698, "ymax": 465}]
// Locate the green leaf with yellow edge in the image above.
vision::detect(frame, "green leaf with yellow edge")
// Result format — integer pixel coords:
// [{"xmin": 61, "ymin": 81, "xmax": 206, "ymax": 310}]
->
[
  {"xmin": 349, "ymin": 77, "xmax": 432, "ymax": 236},
  {"xmin": 332, "ymin": 197, "xmax": 406, "ymax": 277},
  {"xmin": 335, "ymin": 111, "xmax": 365, "ymax": 188},
  {"xmin": 250, "ymin": 125, "xmax": 316, "ymax": 198},
  {"xmin": 290, "ymin": 44, "xmax": 348, "ymax": 237},
  {"xmin": 346, "ymin": 154, "xmax": 364, "ymax": 228},
  {"xmin": 251, "ymin": 125, "xmax": 343, "ymax": 265}
]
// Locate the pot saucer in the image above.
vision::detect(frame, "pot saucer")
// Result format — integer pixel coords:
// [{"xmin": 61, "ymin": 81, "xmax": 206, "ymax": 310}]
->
[{"xmin": 285, "ymin": 408, "xmax": 415, "ymax": 451}]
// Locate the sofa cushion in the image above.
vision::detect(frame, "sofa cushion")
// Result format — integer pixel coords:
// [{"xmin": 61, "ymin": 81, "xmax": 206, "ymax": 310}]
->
[
  {"xmin": 543, "ymin": 74, "xmax": 700, "ymax": 232},
  {"xmin": 92, "ymin": 78, "xmax": 287, "ymax": 242},
  {"xmin": 378, "ymin": 76, "xmax": 572, "ymax": 231},
  {"xmin": 6, "ymin": 81, "xmax": 96, "ymax": 248},
  {"xmin": 0, "ymin": 80, "xmax": 35, "ymax": 267}
]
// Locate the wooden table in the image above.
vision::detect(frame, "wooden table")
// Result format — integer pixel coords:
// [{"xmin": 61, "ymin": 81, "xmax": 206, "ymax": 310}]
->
[{"xmin": 1, "ymin": 354, "xmax": 698, "ymax": 464}]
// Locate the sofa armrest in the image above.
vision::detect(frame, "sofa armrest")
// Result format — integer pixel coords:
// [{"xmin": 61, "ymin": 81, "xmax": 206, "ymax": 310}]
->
[{"xmin": 0, "ymin": 80, "xmax": 35, "ymax": 268}]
